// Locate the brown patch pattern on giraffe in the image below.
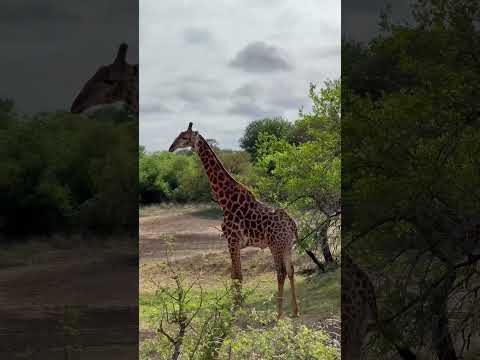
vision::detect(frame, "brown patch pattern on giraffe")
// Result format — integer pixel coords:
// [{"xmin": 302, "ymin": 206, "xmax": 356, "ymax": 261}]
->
[
  {"xmin": 169, "ymin": 123, "xmax": 299, "ymax": 318},
  {"xmin": 342, "ymin": 254, "xmax": 378, "ymax": 359}
]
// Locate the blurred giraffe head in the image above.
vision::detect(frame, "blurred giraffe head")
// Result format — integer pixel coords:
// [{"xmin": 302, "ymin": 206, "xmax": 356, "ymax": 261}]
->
[
  {"xmin": 71, "ymin": 43, "xmax": 138, "ymax": 114},
  {"xmin": 169, "ymin": 122, "xmax": 199, "ymax": 152}
]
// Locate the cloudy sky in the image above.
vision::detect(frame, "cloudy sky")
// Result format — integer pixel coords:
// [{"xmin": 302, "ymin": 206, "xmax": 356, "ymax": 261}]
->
[
  {"xmin": 0, "ymin": 0, "xmax": 138, "ymax": 114},
  {"xmin": 140, "ymin": 0, "xmax": 340, "ymax": 151}
]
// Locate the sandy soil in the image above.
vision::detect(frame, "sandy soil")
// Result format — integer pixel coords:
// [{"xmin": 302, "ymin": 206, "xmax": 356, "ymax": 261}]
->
[
  {"xmin": 138, "ymin": 206, "xmax": 281, "ymax": 281},
  {"xmin": 140, "ymin": 207, "xmax": 225, "ymax": 261}
]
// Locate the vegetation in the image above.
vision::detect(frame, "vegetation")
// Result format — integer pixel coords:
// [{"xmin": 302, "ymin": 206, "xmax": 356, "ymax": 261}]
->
[
  {"xmin": 139, "ymin": 80, "xmax": 341, "ymax": 358},
  {"xmin": 254, "ymin": 81, "xmax": 341, "ymax": 268},
  {"xmin": 140, "ymin": 238, "xmax": 340, "ymax": 360},
  {"xmin": 139, "ymin": 147, "xmax": 254, "ymax": 204},
  {"xmin": 343, "ymin": 0, "xmax": 480, "ymax": 358},
  {"xmin": 239, "ymin": 116, "xmax": 293, "ymax": 161},
  {"xmin": 140, "ymin": 81, "xmax": 341, "ymax": 270},
  {"xmin": 0, "ymin": 105, "xmax": 137, "ymax": 237}
]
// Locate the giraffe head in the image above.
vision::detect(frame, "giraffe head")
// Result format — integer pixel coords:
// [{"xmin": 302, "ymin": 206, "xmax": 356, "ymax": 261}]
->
[
  {"xmin": 71, "ymin": 43, "xmax": 138, "ymax": 114},
  {"xmin": 169, "ymin": 122, "xmax": 198, "ymax": 152}
]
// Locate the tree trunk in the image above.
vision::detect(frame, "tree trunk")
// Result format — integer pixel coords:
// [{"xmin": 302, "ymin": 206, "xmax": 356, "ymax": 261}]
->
[
  {"xmin": 171, "ymin": 319, "xmax": 186, "ymax": 360},
  {"xmin": 318, "ymin": 225, "xmax": 334, "ymax": 264},
  {"xmin": 305, "ymin": 249, "xmax": 325, "ymax": 272}
]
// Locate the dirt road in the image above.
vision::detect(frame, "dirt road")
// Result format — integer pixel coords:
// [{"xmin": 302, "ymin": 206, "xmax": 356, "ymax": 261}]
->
[{"xmin": 140, "ymin": 206, "xmax": 226, "ymax": 261}]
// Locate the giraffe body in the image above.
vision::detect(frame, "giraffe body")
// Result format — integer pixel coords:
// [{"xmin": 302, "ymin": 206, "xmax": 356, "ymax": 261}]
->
[
  {"xmin": 71, "ymin": 43, "xmax": 138, "ymax": 115},
  {"xmin": 169, "ymin": 123, "xmax": 299, "ymax": 318},
  {"xmin": 342, "ymin": 254, "xmax": 378, "ymax": 359}
]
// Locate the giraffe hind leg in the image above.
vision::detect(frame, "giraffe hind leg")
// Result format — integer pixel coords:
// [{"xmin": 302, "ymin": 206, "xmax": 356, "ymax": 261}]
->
[
  {"xmin": 276, "ymin": 265, "xmax": 286, "ymax": 319},
  {"xmin": 285, "ymin": 252, "xmax": 299, "ymax": 317},
  {"xmin": 271, "ymin": 250, "xmax": 287, "ymax": 319}
]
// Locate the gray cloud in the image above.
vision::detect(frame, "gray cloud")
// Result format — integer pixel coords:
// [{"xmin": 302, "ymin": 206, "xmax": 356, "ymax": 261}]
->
[
  {"xmin": 231, "ymin": 81, "xmax": 306, "ymax": 117},
  {"xmin": 269, "ymin": 94, "xmax": 306, "ymax": 110},
  {"xmin": 228, "ymin": 101, "xmax": 280, "ymax": 119},
  {"xmin": 183, "ymin": 27, "xmax": 213, "ymax": 44},
  {"xmin": 140, "ymin": 0, "xmax": 340, "ymax": 150},
  {"xmin": 177, "ymin": 88, "xmax": 205, "ymax": 104},
  {"xmin": 141, "ymin": 103, "xmax": 173, "ymax": 114},
  {"xmin": 311, "ymin": 45, "xmax": 341, "ymax": 59},
  {"xmin": 229, "ymin": 41, "xmax": 293, "ymax": 73},
  {"xmin": 176, "ymin": 79, "xmax": 227, "ymax": 106},
  {"xmin": 232, "ymin": 83, "xmax": 263, "ymax": 101}
]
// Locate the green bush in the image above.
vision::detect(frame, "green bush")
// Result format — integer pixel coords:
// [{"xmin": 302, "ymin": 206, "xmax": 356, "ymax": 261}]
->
[
  {"xmin": 0, "ymin": 107, "xmax": 137, "ymax": 236},
  {"xmin": 138, "ymin": 149, "xmax": 255, "ymax": 204},
  {"xmin": 140, "ymin": 305, "xmax": 339, "ymax": 360},
  {"xmin": 222, "ymin": 317, "xmax": 339, "ymax": 360}
]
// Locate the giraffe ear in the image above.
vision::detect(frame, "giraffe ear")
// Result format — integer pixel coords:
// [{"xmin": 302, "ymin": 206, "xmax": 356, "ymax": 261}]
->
[
  {"xmin": 115, "ymin": 43, "xmax": 128, "ymax": 64},
  {"xmin": 188, "ymin": 122, "xmax": 193, "ymax": 131}
]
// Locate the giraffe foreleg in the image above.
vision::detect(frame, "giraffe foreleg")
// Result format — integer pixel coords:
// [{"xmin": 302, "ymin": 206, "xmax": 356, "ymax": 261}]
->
[{"xmin": 227, "ymin": 235, "xmax": 243, "ymax": 306}]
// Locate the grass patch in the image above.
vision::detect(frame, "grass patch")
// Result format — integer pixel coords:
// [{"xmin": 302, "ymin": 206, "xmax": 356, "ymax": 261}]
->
[
  {"xmin": 294, "ymin": 267, "xmax": 340, "ymax": 320},
  {"xmin": 139, "ymin": 276, "xmax": 340, "ymax": 359},
  {"xmin": 139, "ymin": 267, "xmax": 340, "ymax": 332}
]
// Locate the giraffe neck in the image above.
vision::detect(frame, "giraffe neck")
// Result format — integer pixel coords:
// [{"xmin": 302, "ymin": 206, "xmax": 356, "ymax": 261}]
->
[
  {"xmin": 194, "ymin": 134, "xmax": 254, "ymax": 210},
  {"xmin": 126, "ymin": 64, "xmax": 138, "ymax": 115}
]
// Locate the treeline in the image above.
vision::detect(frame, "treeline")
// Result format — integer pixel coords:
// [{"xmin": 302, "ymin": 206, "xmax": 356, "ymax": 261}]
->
[
  {"xmin": 0, "ymin": 102, "xmax": 137, "ymax": 236},
  {"xmin": 0, "ymin": 78, "xmax": 340, "ymax": 247},
  {"xmin": 139, "ymin": 146, "xmax": 254, "ymax": 203}
]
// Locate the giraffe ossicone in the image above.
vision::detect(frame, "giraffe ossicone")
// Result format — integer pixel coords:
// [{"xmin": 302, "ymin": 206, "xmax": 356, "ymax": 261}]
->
[{"xmin": 169, "ymin": 122, "xmax": 299, "ymax": 318}]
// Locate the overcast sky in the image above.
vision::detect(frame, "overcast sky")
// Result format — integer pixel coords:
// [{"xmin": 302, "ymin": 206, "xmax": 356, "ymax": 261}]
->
[
  {"xmin": 1, "ymin": 1, "xmax": 414, "ymax": 152},
  {"xmin": 140, "ymin": 0, "xmax": 340, "ymax": 151},
  {"xmin": 0, "ymin": 0, "xmax": 138, "ymax": 115}
]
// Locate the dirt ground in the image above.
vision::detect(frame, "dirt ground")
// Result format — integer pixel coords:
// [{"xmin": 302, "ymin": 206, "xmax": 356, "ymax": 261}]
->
[
  {"xmin": 140, "ymin": 205, "xmax": 226, "ymax": 261},
  {"xmin": 0, "ymin": 238, "xmax": 138, "ymax": 359},
  {"xmin": 138, "ymin": 204, "xmax": 297, "ymax": 281}
]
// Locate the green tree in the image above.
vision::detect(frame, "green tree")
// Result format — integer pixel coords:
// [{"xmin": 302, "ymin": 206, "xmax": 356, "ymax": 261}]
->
[
  {"xmin": 239, "ymin": 117, "xmax": 293, "ymax": 161},
  {"xmin": 343, "ymin": 0, "xmax": 480, "ymax": 357},
  {"xmin": 0, "ymin": 108, "xmax": 137, "ymax": 235},
  {"xmin": 255, "ymin": 80, "xmax": 341, "ymax": 268}
]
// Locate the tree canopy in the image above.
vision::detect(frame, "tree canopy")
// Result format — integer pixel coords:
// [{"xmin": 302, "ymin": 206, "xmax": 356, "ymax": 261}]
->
[
  {"xmin": 343, "ymin": 0, "xmax": 480, "ymax": 357},
  {"xmin": 239, "ymin": 117, "xmax": 293, "ymax": 161}
]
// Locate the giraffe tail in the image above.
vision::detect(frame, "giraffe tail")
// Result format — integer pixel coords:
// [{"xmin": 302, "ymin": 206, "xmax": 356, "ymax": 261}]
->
[{"xmin": 293, "ymin": 221, "xmax": 299, "ymax": 243}]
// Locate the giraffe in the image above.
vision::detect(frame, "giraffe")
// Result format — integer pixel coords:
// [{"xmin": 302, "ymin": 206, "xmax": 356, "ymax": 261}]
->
[
  {"xmin": 342, "ymin": 253, "xmax": 378, "ymax": 359},
  {"xmin": 71, "ymin": 43, "xmax": 138, "ymax": 115},
  {"xmin": 169, "ymin": 122, "xmax": 299, "ymax": 318},
  {"xmin": 343, "ymin": 253, "xmax": 417, "ymax": 359}
]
